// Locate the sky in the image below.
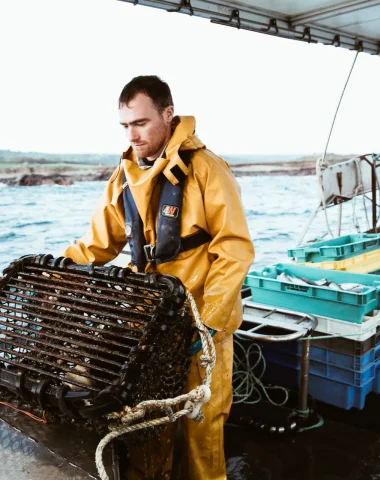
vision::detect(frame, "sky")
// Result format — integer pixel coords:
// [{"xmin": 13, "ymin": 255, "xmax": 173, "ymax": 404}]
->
[{"xmin": 0, "ymin": 0, "xmax": 380, "ymax": 156}]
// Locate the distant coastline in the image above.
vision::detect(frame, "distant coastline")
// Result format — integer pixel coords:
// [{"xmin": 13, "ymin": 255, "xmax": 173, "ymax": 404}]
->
[{"xmin": 0, "ymin": 150, "xmax": 356, "ymax": 186}]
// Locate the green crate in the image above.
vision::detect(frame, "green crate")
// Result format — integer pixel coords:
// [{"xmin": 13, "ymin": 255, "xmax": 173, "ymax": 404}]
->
[
  {"xmin": 288, "ymin": 234, "xmax": 380, "ymax": 263},
  {"xmin": 244, "ymin": 263, "xmax": 380, "ymax": 323}
]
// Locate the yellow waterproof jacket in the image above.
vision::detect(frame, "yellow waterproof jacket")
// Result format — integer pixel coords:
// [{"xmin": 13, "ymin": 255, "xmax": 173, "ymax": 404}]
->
[{"xmin": 64, "ymin": 116, "xmax": 254, "ymax": 336}]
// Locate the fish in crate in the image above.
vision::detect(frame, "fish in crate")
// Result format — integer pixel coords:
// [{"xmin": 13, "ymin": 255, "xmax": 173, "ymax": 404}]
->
[{"xmin": 0, "ymin": 254, "xmax": 195, "ymax": 445}]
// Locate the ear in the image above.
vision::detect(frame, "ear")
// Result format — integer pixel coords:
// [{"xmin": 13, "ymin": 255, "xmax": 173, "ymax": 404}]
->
[{"xmin": 165, "ymin": 106, "xmax": 174, "ymax": 124}]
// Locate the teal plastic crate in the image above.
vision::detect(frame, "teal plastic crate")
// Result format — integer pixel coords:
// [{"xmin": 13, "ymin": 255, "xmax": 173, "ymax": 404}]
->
[
  {"xmin": 244, "ymin": 263, "xmax": 380, "ymax": 323},
  {"xmin": 288, "ymin": 234, "xmax": 380, "ymax": 263}
]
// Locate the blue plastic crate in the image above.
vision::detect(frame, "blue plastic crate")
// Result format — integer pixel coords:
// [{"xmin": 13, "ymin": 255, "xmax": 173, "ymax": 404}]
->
[
  {"xmin": 309, "ymin": 330, "xmax": 380, "ymax": 356},
  {"xmin": 371, "ymin": 359, "xmax": 380, "ymax": 394},
  {"xmin": 261, "ymin": 341, "xmax": 380, "ymax": 371},
  {"xmin": 244, "ymin": 263, "xmax": 380, "ymax": 323},
  {"xmin": 263, "ymin": 359, "xmax": 374, "ymax": 410},
  {"xmin": 288, "ymin": 234, "xmax": 380, "ymax": 263},
  {"xmin": 263, "ymin": 348, "xmax": 376, "ymax": 386}
]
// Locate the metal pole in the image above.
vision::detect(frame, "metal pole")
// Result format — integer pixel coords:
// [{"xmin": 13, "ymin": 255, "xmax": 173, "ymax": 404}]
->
[
  {"xmin": 336, "ymin": 172, "xmax": 343, "ymax": 236},
  {"xmin": 296, "ymin": 205, "xmax": 321, "ymax": 246},
  {"xmin": 299, "ymin": 338, "xmax": 311, "ymax": 412},
  {"xmin": 337, "ymin": 204, "xmax": 342, "ymax": 236},
  {"xmin": 372, "ymin": 159, "xmax": 377, "ymax": 230}
]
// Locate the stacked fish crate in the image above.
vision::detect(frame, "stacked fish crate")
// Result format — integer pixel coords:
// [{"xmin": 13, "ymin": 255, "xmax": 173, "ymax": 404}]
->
[{"xmin": 244, "ymin": 234, "xmax": 380, "ymax": 410}]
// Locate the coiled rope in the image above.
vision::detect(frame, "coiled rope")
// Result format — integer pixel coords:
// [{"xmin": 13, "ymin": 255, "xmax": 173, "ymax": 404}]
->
[
  {"xmin": 232, "ymin": 333, "xmax": 289, "ymax": 406},
  {"xmin": 95, "ymin": 291, "xmax": 216, "ymax": 480}
]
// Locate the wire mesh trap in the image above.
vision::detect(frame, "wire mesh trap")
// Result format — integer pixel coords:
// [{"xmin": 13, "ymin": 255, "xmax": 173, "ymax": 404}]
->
[{"xmin": 0, "ymin": 254, "xmax": 194, "ymax": 439}]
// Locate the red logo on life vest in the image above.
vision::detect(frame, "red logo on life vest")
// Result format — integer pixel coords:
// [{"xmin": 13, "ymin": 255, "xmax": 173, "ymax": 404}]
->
[{"xmin": 162, "ymin": 205, "xmax": 179, "ymax": 218}]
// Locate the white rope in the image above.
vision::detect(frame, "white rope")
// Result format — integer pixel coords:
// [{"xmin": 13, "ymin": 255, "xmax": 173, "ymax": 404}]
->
[
  {"xmin": 95, "ymin": 290, "xmax": 216, "ymax": 480},
  {"xmin": 232, "ymin": 334, "xmax": 289, "ymax": 407},
  {"xmin": 360, "ymin": 165, "xmax": 371, "ymax": 232},
  {"xmin": 309, "ymin": 51, "xmax": 360, "ymax": 242},
  {"xmin": 321, "ymin": 50, "xmax": 359, "ymax": 165},
  {"xmin": 351, "ymin": 157, "xmax": 365, "ymax": 232},
  {"xmin": 316, "ymin": 157, "xmax": 334, "ymax": 238}
]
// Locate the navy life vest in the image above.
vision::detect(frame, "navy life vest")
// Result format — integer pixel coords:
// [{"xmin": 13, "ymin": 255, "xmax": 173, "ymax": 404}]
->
[{"xmin": 122, "ymin": 150, "xmax": 211, "ymax": 272}]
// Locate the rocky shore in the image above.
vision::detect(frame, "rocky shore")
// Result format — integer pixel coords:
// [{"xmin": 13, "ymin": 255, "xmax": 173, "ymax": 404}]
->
[
  {"xmin": 0, "ymin": 168, "xmax": 113, "ymax": 186},
  {"xmin": 0, "ymin": 154, "xmax": 353, "ymax": 186},
  {"xmin": 230, "ymin": 163, "xmax": 315, "ymax": 177}
]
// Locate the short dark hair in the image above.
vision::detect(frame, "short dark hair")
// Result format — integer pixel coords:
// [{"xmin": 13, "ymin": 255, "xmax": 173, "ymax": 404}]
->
[{"xmin": 118, "ymin": 75, "xmax": 174, "ymax": 112}]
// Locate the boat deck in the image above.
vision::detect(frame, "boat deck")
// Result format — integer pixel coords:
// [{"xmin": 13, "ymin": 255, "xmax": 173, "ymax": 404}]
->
[
  {"xmin": 2, "ymin": 393, "xmax": 380, "ymax": 479},
  {"xmin": 226, "ymin": 393, "xmax": 380, "ymax": 480}
]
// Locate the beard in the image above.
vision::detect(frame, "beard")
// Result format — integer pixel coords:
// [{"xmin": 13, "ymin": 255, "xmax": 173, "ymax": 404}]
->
[{"xmin": 132, "ymin": 122, "xmax": 170, "ymax": 160}]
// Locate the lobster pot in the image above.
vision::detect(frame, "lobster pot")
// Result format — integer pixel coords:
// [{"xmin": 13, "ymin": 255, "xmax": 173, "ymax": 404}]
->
[{"xmin": 0, "ymin": 254, "xmax": 194, "ymax": 432}]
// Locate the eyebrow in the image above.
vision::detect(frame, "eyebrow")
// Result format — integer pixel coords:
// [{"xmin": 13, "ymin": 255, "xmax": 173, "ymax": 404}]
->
[{"xmin": 120, "ymin": 117, "xmax": 149, "ymax": 127}]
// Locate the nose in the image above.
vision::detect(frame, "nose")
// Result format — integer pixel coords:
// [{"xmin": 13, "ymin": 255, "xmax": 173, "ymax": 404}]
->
[{"xmin": 128, "ymin": 125, "xmax": 140, "ymax": 144}]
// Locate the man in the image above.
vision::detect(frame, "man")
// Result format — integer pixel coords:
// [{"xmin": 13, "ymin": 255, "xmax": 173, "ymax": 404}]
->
[{"xmin": 64, "ymin": 75, "xmax": 254, "ymax": 479}]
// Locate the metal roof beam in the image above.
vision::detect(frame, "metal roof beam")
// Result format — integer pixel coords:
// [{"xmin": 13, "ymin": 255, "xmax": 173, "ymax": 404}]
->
[
  {"xmin": 291, "ymin": 0, "xmax": 380, "ymax": 26},
  {"xmin": 119, "ymin": 0, "xmax": 380, "ymax": 54}
]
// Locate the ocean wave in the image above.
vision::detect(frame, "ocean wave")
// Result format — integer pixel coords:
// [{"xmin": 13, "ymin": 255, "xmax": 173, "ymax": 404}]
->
[
  {"xmin": 14, "ymin": 221, "xmax": 53, "ymax": 229},
  {"xmin": 255, "ymin": 233, "xmax": 293, "ymax": 241},
  {"xmin": 0, "ymin": 232, "xmax": 16, "ymax": 241},
  {"xmin": 245, "ymin": 209, "xmax": 302, "ymax": 217}
]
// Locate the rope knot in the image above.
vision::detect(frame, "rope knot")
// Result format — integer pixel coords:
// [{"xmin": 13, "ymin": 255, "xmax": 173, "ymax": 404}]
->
[
  {"xmin": 106, "ymin": 411, "xmax": 123, "ymax": 421},
  {"xmin": 317, "ymin": 156, "xmax": 329, "ymax": 171},
  {"xmin": 184, "ymin": 385, "xmax": 211, "ymax": 420},
  {"xmin": 199, "ymin": 354, "xmax": 212, "ymax": 368},
  {"xmin": 163, "ymin": 405, "xmax": 176, "ymax": 423}
]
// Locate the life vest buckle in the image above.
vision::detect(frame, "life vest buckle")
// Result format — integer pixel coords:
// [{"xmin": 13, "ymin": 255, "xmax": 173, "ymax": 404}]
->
[{"xmin": 143, "ymin": 244, "xmax": 156, "ymax": 262}]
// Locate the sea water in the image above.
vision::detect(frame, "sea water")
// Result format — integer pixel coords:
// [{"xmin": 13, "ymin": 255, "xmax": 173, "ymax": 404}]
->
[{"xmin": 0, "ymin": 175, "xmax": 371, "ymax": 273}]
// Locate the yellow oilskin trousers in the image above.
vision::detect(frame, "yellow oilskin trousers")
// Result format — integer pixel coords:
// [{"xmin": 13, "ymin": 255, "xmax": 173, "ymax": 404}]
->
[
  {"xmin": 126, "ymin": 336, "xmax": 233, "ymax": 480},
  {"xmin": 63, "ymin": 116, "xmax": 255, "ymax": 479}
]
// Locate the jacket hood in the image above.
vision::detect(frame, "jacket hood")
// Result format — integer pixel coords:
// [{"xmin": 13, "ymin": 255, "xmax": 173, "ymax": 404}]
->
[
  {"xmin": 164, "ymin": 116, "xmax": 205, "ymax": 184},
  {"xmin": 167, "ymin": 116, "xmax": 205, "ymax": 153}
]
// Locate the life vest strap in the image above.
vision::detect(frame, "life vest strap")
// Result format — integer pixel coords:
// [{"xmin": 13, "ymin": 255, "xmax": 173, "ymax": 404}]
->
[{"xmin": 143, "ymin": 229, "xmax": 211, "ymax": 263}]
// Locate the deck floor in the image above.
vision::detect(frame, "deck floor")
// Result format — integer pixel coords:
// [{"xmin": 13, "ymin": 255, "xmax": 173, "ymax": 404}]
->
[
  {"xmin": 226, "ymin": 393, "xmax": 380, "ymax": 480},
  {"xmin": 2, "ymin": 392, "xmax": 380, "ymax": 479}
]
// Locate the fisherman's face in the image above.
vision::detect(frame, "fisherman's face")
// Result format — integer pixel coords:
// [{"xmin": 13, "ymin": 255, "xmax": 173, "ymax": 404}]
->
[{"xmin": 119, "ymin": 93, "xmax": 174, "ymax": 161}]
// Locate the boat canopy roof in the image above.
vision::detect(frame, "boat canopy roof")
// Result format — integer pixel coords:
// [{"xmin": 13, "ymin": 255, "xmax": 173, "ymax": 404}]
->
[{"xmin": 120, "ymin": 0, "xmax": 380, "ymax": 55}]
